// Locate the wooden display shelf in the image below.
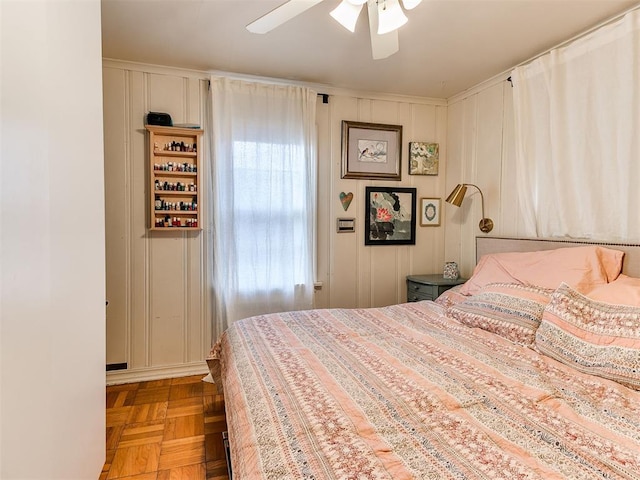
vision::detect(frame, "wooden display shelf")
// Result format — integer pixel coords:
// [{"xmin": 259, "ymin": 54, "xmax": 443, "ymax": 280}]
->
[
  {"xmin": 154, "ymin": 210, "xmax": 198, "ymax": 214},
  {"xmin": 150, "ymin": 228, "xmax": 201, "ymax": 231},
  {"xmin": 153, "ymin": 190, "xmax": 198, "ymax": 196},
  {"xmin": 153, "ymin": 150, "xmax": 197, "ymax": 158},
  {"xmin": 153, "ymin": 171, "xmax": 197, "ymax": 177},
  {"xmin": 146, "ymin": 125, "xmax": 203, "ymax": 231}
]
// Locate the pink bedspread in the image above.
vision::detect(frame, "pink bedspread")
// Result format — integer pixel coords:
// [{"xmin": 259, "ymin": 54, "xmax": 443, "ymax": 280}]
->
[{"xmin": 213, "ymin": 301, "xmax": 640, "ymax": 479}]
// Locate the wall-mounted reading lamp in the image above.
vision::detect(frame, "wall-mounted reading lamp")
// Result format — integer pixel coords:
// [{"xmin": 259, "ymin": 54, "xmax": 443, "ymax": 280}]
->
[{"xmin": 445, "ymin": 183, "xmax": 494, "ymax": 233}]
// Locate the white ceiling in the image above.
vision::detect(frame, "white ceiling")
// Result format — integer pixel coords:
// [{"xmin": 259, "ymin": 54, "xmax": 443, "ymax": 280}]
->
[{"xmin": 101, "ymin": 0, "xmax": 639, "ymax": 98}]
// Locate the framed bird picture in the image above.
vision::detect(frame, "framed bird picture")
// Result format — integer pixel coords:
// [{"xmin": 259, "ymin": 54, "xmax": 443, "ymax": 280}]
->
[{"xmin": 340, "ymin": 121, "xmax": 402, "ymax": 181}]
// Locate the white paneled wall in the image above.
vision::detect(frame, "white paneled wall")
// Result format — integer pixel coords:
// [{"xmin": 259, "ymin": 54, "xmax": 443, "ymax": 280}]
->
[
  {"xmin": 104, "ymin": 60, "xmax": 449, "ymax": 382},
  {"xmin": 104, "ymin": 61, "xmax": 211, "ymax": 383},
  {"xmin": 444, "ymin": 77, "xmax": 528, "ymax": 277},
  {"xmin": 319, "ymin": 94, "xmax": 448, "ymax": 309}
]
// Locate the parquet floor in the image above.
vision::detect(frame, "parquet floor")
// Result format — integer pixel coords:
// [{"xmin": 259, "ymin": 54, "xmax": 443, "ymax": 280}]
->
[{"xmin": 101, "ymin": 375, "xmax": 230, "ymax": 480}]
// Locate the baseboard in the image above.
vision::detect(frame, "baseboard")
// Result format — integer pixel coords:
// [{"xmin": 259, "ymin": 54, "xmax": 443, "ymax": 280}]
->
[{"xmin": 106, "ymin": 361, "xmax": 209, "ymax": 385}]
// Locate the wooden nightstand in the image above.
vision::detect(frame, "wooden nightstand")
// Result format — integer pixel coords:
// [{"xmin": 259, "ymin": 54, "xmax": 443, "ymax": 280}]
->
[{"xmin": 406, "ymin": 274, "xmax": 466, "ymax": 302}]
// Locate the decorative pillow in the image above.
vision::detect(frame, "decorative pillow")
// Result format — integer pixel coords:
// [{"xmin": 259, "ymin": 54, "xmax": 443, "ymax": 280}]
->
[
  {"xmin": 448, "ymin": 283, "xmax": 553, "ymax": 346},
  {"xmin": 460, "ymin": 246, "xmax": 624, "ymax": 296},
  {"xmin": 585, "ymin": 274, "xmax": 640, "ymax": 306},
  {"xmin": 536, "ymin": 282, "xmax": 640, "ymax": 391}
]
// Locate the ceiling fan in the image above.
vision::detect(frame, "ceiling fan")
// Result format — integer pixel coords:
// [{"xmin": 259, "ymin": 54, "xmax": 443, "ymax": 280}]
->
[{"xmin": 246, "ymin": 0, "xmax": 422, "ymax": 60}]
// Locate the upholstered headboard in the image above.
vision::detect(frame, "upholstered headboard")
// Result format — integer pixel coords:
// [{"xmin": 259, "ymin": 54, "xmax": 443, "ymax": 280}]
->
[{"xmin": 476, "ymin": 237, "xmax": 640, "ymax": 278}]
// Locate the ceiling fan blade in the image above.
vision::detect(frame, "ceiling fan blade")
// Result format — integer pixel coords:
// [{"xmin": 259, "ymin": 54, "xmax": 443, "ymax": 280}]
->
[
  {"xmin": 247, "ymin": 0, "xmax": 325, "ymax": 34},
  {"xmin": 367, "ymin": 0, "xmax": 399, "ymax": 59}
]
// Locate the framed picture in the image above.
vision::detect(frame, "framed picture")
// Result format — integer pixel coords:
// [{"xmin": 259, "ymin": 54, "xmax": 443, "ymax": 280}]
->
[
  {"xmin": 341, "ymin": 120, "xmax": 403, "ymax": 180},
  {"xmin": 409, "ymin": 142, "xmax": 439, "ymax": 175},
  {"xmin": 420, "ymin": 197, "xmax": 441, "ymax": 226},
  {"xmin": 364, "ymin": 186, "xmax": 416, "ymax": 245}
]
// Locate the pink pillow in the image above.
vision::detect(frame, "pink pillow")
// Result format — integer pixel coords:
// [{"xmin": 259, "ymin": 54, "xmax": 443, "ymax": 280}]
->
[
  {"xmin": 536, "ymin": 282, "xmax": 640, "ymax": 391},
  {"xmin": 448, "ymin": 283, "xmax": 553, "ymax": 346},
  {"xmin": 586, "ymin": 274, "xmax": 640, "ymax": 306},
  {"xmin": 460, "ymin": 246, "xmax": 624, "ymax": 296}
]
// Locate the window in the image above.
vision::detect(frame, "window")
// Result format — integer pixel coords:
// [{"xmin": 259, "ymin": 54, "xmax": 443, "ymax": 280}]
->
[
  {"xmin": 209, "ymin": 77, "xmax": 317, "ymax": 328},
  {"xmin": 232, "ymin": 140, "xmax": 310, "ymax": 292}
]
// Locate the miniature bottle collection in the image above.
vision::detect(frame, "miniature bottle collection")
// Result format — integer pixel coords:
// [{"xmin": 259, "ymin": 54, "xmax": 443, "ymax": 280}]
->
[
  {"xmin": 154, "ymin": 199, "xmax": 197, "ymax": 211},
  {"xmin": 148, "ymin": 128, "xmax": 202, "ymax": 230},
  {"xmin": 153, "ymin": 162, "xmax": 197, "ymax": 172},
  {"xmin": 153, "ymin": 141, "xmax": 197, "ymax": 153},
  {"xmin": 154, "ymin": 180, "xmax": 197, "ymax": 192},
  {"xmin": 154, "ymin": 217, "xmax": 198, "ymax": 228}
]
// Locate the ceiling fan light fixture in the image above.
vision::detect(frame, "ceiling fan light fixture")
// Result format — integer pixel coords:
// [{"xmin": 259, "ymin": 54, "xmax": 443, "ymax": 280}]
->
[
  {"xmin": 377, "ymin": 0, "xmax": 408, "ymax": 35},
  {"xmin": 401, "ymin": 0, "xmax": 422, "ymax": 9},
  {"xmin": 330, "ymin": 0, "xmax": 364, "ymax": 32}
]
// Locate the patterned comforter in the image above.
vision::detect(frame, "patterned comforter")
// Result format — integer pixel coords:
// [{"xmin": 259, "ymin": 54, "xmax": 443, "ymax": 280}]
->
[{"xmin": 212, "ymin": 300, "xmax": 640, "ymax": 479}]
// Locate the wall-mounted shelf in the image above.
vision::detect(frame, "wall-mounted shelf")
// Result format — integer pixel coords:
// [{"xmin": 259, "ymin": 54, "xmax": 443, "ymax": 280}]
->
[{"xmin": 146, "ymin": 125, "xmax": 203, "ymax": 230}]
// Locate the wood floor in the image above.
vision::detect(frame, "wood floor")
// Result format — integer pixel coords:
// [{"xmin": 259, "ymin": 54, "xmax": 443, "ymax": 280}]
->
[{"xmin": 101, "ymin": 375, "xmax": 230, "ymax": 480}]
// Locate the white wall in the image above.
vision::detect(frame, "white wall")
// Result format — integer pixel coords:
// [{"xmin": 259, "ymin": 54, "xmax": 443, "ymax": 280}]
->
[
  {"xmin": 103, "ymin": 62, "xmax": 211, "ymax": 383},
  {"xmin": 444, "ymin": 77, "xmax": 529, "ymax": 277},
  {"xmin": 103, "ymin": 61, "xmax": 449, "ymax": 382},
  {"xmin": 1, "ymin": 1, "xmax": 105, "ymax": 478},
  {"xmin": 317, "ymin": 92, "xmax": 449, "ymax": 309}
]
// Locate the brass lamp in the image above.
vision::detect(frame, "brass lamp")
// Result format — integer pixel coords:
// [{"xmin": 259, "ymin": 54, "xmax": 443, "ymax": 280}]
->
[{"xmin": 445, "ymin": 183, "xmax": 494, "ymax": 233}]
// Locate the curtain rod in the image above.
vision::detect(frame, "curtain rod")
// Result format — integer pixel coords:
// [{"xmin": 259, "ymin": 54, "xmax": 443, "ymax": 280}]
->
[{"xmin": 206, "ymin": 79, "xmax": 329, "ymax": 103}]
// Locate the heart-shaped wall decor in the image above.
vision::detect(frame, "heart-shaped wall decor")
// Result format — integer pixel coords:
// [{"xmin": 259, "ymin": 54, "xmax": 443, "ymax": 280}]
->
[{"xmin": 340, "ymin": 192, "xmax": 353, "ymax": 211}]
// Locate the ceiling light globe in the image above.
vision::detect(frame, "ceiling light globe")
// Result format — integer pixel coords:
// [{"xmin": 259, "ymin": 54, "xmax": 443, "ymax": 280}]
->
[
  {"xmin": 330, "ymin": 0, "xmax": 364, "ymax": 32},
  {"xmin": 401, "ymin": 0, "xmax": 422, "ymax": 9}
]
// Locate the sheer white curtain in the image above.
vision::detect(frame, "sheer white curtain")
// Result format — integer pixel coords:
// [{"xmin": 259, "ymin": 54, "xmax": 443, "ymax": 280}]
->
[
  {"xmin": 512, "ymin": 9, "xmax": 640, "ymax": 241},
  {"xmin": 207, "ymin": 76, "xmax": 317, "ymax": 335}
]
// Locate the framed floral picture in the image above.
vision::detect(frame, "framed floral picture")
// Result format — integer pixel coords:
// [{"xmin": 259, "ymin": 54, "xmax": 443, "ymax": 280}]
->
[
  {"xmin": 420, "ymin": 198, "xmax": 441, "ymax": 226},
  {"xmin": 364, "ymin": 186, "xmax": 416, "ymax": 245},
  {"xmin": 341, "ymin": 121, "xmax": 403, "ymax": 180},
  {"xmin": 408, "ymin": 142, "xmax": 439, "ymax": 175}
]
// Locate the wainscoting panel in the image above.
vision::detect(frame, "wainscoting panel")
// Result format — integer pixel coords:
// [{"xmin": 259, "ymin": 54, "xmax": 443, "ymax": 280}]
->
[
  {"xmin": 149, "ymin": 235, "xmax": 186, "ymax": 366},
  {"xmin": 104, "ymin": 61, "xmax": 209, "ymax": 379},
  {"xmin": 324, "ymin": 95, "xmax": 448, "ymax": 310},
  {"xmin": 103, "ymin": 66, "xmax": 129, "ymax": 365},
  {"xmin": 130, "ymin": 69, "xmax": 151, "ymax": 370},
  {"xmin": 444, "ymin": 77, "xmax": 527, "ymax": 277}
]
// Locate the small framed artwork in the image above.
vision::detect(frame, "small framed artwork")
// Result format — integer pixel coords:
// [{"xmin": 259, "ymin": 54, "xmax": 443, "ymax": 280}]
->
[
  {"xmin": 408, "ymin": 142, "xmax": 439, "ymax": 175},
  {"xmin": 341, "ymin": 120, "xmax": 403, "ymax": 180},
  {"xmin": 420, "ymin": 198, "xmax": 441, "ymax": 226},
  {"xmin": 365, "ymin": 186, "xmax": 416, "ymax": 245}
]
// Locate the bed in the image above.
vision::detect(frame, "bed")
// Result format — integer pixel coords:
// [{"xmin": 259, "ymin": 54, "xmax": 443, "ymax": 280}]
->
[{"xmin": 208, "ymin": 237, "xmax": 640, "ymax": 479}]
